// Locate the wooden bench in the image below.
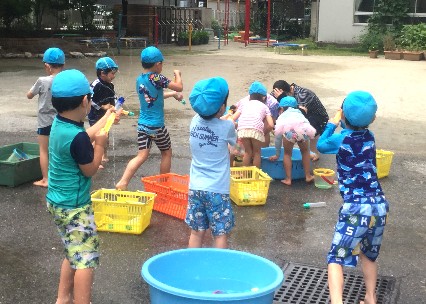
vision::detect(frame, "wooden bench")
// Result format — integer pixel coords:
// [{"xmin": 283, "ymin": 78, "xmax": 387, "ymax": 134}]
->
[
  {"xmin": 120, "ymin": 37, "xmax": 148, "ymax": 48},
  {"xmin": 272, "ymin": 43, "xmax": 308, "ymax": 56}
]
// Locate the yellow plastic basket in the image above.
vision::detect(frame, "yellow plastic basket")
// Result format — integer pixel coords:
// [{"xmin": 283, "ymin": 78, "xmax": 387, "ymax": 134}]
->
[
  {"xmin": 376, "ymin": 149, "xmax": 394, "ymax": 179},
  {"xmin": 91, "ymin": 189, "xmax": 156, "ymax": 235},
  {"xmin": 230, "ymin": 166, "xmax": 272, "ymax": 206}
]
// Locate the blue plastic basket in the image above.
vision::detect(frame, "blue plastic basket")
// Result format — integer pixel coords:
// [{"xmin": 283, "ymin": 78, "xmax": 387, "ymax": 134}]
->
[{"xmin": 260, "ymin": 147, "xmax": 309, "ymax": 180}]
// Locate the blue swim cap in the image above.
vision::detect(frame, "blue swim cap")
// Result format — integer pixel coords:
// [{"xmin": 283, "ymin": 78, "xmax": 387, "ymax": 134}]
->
[
  {"xmin": 189, "ymin": 77, "xmax": 229, "ymax": 116},
  {"xmin": 249, "ymin": 81, "xmax": 267, "ymax": 96},
  {"xmin": 279, "ymin": 96, "xmax": 298, "ymax": 108},
  {"xmin": 52, "ymin": 69, "xmax": 92, "ymax": 98},
  {"xmin": 343, "ymin": 91, "xmax": 377, "ymax": 127},
  {"xmin": 141, "ymin": 46, "xmax": 164, "ymax": 63},
  {"xmin": 43, "ymin": 48, "xmax": 65, "ymax": 65},
  {"xmin": 95, "ymin": 57, "xmax": 118, "ymax": 70}
]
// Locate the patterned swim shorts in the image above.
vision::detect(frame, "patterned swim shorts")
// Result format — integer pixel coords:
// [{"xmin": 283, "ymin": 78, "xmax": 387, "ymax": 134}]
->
[
  {"xmin": 185, "ymin": 190, "xmax": 235, "ymax": 236},
  {"xmin": 47, "ymin": 202, "xmax": 99, "ymax": 269}
]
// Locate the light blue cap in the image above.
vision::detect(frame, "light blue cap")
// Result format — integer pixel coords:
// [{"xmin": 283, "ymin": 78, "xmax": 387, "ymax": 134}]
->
[
  {"xmin": 279, "ymin": 96, "xmax": 298, "ymax": 108},
  {"xmin": 141, "ymin": 46, "xmax": 164, "ymax": 63},
  {"xmin": 52, "ymin": 69, "xmax": 92, "ymax": 98},
  {"xmin": 43, "ymin": 47, "xmax": 65, "ymax": 64},
  {"xmin": 343, "ymin": 91, "xmax": 377, "ymax": 127},
  {"xmin": 96, "ymin": 57, "xmax": 118, "ymax": 70},
  {"xmin": 189, "ymin": 77, "xmax": 229, "ymax": 116},
  {"xmin": 249, "ymin": 81, "xmax": 267, "ymax": 96}
]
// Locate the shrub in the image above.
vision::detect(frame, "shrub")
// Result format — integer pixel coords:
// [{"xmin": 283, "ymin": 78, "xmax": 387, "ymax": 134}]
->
[{"xmin": 399, "ymin": 23, "xmax": 426, "ymax": 51}]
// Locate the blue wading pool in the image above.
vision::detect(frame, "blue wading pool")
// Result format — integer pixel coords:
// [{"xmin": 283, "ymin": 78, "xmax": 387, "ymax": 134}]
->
[
  {"xmin": 261, "ymin": 147, "xmax": 311, "ymax": 180},
  {"xmin": 141, "ymin": 248, "xmax": 284, "ymax": 304}
]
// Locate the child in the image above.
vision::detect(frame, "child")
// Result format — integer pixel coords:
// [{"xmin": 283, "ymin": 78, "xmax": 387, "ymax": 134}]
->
[
  {"xmin": 88, "ymin": 57, "xmax": 120, "ymax": 168},
  {"xmin": 26, "ymin": 47, "xmax": 65, "ymax": 187},
  {"xmin": 186, "ymin": 77, "xmax": 237, "ymax": 248},
  {"xmin": 231, "ymin": 81, "xmax": 274, "ymax": 168},
  {"xmin": 272, "ymin": 80, "xmax": 329, "ymax": 161},
  {"xmin": 323, "ymin": 91, "xmax": 389, "ymax": 304},
  {"xmin": 116, "ymin": 46, "xmax": 183, "ymax": 190},
  {"xmin": 47, "ymin": 69, "xmax": 114, "ymax": 304},
  {"xmin": 269, "ymin": 96, "xmax": 316, "ymax": 185}
]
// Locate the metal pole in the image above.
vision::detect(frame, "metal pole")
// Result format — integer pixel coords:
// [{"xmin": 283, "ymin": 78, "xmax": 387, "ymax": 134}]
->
[
  {"xmin": 117, "ymin": 13, "xmax": 122, "ymax": 55},
  {"xmin": 218, "ymin": 28, "xmax": 221, "ymax": 49},
  {"xmin": 189, "ymin": 24, "xmax": 192, "ymax": 51},
  {"xmin": 155, "ymin": 14, "xmax": 159, "ymax": 47},
  {"xmin": 244, "ymin": 0, "xmax": 250, "ymax": 46},
  {"xmin": 267, "ymin": 0, "xmax": 271, "ymax": 47}
]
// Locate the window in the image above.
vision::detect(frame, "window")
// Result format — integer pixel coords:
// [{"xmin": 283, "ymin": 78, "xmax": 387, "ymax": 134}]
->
[{"xmin": 354, "ymin": 0, "xmax": 426, "ymax": 24}]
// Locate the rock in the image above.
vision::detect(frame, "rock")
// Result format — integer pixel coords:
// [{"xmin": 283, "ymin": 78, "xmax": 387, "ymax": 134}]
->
[
  {"xmin": 24, "ymin": 52, "xmax": 32, "ymax": 58},
  {"xmin": 69, "ymin": 51, "xmax": 85, "ymax": 58},
  {"xmin": 4, "ymin": 53, "xmax": 25, "ymax": 58},
  {"xmin": 84, "ymin": 51, "xmax": 107, "ymax": 57}
]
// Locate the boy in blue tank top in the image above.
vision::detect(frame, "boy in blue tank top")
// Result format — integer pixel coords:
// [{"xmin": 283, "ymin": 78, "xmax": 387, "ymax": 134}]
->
[
  {"xmin": 325, "ymin": 91, "xmax": 389, "ymax": 304},
  {"xmin": 186, "ymin": 77, "xmax": 237, "ymax": 248},
  {"xmin": 116, "ymin": 46, "xmax": 183, "ymax": 190},
  {"xmin": 47, "ymin": 69, "xmax": 114, "ymax": 304}
]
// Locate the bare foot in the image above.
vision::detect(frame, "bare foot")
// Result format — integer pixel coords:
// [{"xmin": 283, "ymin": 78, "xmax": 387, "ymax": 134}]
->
[
  {"xmin": 33, "ymin": 179, "xmax": 48, "ymax": 188},
  {"xmin": 306, "ymin": 175, "xmax": 315, "ymax": 183},
  {"xmin": 280, "ymin": 178, "xmax": 292, "ymax": 186},
  {"xmin": 115, "ymin": 181, "xmax": 128, "ymax": 191},
  {"xmin": 360, "ymin": 294, "xmax": 377, "ymax": 304},
  {"xmin": 310, "ymin": 153, "xmax": 320, "ymax": 162}
]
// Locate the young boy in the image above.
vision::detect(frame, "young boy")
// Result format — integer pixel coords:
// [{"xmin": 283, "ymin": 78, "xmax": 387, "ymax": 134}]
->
[
  {"xmin": 88, "ymin": 57, "xmax": 120, "ymax": 168},
  {"xmin": 27, "ymin": 47, "xmax": 65, "ymax": 187},
  {"xmin": 186, "ymin": 77, "xmax": 237, "ymax": 248},
  {"xmin": 116, "ymin": 46, "xmax": 183, "ymax": 190},
  {"xmin": 47, "ymin": 69, "xmax": 113, "ymax": 304},
  {"xmin": 322, "ymin": 91, "xmax": 389, "ymax": 304}
]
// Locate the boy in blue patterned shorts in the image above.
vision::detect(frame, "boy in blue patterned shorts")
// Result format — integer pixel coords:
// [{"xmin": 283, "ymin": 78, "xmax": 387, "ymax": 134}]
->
[
  {"xmin": 322, "ymin": 91, "xmax": 389, "ymax": 304},
  {"xmin": 186, "ymin": 77, "xmax": 237, "ymax": 248},
  {"xmin": 47, "ymin": 69, "xmax": 114, "ymax": 304}
]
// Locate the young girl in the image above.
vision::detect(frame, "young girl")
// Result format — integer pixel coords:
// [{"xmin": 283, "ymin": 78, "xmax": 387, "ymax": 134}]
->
[
  {"xmin": 231, "ymin": 81, "xmax": 274, "ymax": 168},
  {"xmin": 269, "ymin": 96, "xmax": 316, "ymax": 185}
]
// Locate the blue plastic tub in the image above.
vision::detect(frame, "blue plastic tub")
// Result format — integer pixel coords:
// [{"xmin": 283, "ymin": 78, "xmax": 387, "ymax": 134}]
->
[
  {"xmin": 141, "ymin": 248, "xmax": 284, "ymax": 304},
  {"xmin": 261, "ymin": 147, "xmax": 310, "ymax": 180}
]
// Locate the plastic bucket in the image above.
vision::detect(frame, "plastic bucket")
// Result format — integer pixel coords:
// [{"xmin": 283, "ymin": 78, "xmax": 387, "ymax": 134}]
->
[
  {"xmin": 141, "ymin": 248, "xmax": 284, "ymax": 304},
  {"xmin": 313, "ymin": 168, "xmax": 335, "ymax": 189}
]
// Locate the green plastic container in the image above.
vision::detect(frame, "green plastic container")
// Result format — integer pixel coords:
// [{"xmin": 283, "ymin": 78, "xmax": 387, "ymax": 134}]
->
[{"xmin": 0, "ymin": 142, "xmax": 41, "ymax": 187}]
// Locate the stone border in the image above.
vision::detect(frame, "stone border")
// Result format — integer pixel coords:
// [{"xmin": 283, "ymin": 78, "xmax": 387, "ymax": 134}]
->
[{"xmin": 0, "ymin": 51, "xmax": 107, "ymax": 59}]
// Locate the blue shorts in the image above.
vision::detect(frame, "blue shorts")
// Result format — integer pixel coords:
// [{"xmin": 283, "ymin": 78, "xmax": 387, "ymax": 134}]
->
[
  {"xmin": 327, "ymin": 196, "xmax": 389, "ymax": 267},
  {"xmin": 185, "ymin": 190, "xmax": 235, "ymax": 236},
  {"xmin": 37, "ymin": 125, "xmax": 52, "ymax": 136},
  {"xmin": 47, "ymin": 202, "xmax": 100, "ymax": 269}
]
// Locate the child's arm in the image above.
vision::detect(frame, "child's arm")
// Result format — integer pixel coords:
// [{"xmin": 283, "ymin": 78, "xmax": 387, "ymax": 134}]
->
[
  {"xmin": 167, "ymin": 70, "xmax": 183, "ymax": 92},
  {"xmin": 86, "ymin": 108, "xmax": 116, "ymax": 140},
  {"xmin": 269, "ymin": 133, "xmax": 282, "ymax": 161},
  {"xmin": 264, "ymin": 115, "xmax": 274, "ymax": 133},
  {"xmin": 317, "ymin": 110, "xmax": 344, "ymax": 154},
  {"xmin": 231, "ymin": 110, "xmax": 241, "ymax": 122},
  {"xmin": 26, "ymin": 91, "xmax": 35, "ymax": 99},
  {"xmin": 79, "ymin": 130, "xmax": 108, "ymax": 177},
  {"xmin": 164, "ymin": 91, "xmax": 184, "ymax": 101}
]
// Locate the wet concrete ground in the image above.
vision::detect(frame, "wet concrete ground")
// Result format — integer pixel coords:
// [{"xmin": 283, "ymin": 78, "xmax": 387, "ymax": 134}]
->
[{"xmin": 1, "ymin": 44, "xmax": 425, "ymax": 303}]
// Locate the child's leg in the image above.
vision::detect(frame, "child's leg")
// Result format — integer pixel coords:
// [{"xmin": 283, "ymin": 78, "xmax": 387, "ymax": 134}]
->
[
  {"xmin": 188, "ymin": 230, "xmax": 206, "ymax": 248},
  {"xmin": 281, "ymin": 140, "xmax": 294, "ymax": 185},
  {"xmin": 116, "ymin": 149, "xmax": 150, "ymax": 190},
  {"xmin": 57, "ymin": 258, "xmax": 75, "ymax": 304},
  {"xmin": 160, "ymin": 148, "xmax": 172, "ymax": 174},
  {"xmin": 263, "ymin": 131, "xmax": 271, "ymax": 147},
  {"xmin": 73, "ymin": 268, "xmax": 94, "ymax": 304},
  {"xmin": 241, "ymin": 138, "xmax": 253, "ymax": 166},
  {"xmin": 359, "ymin": 252, "xmax": 378, "ymax": 304},
  {"xmin": 34, "ymin": 134, "xmax": 49, "ymax": 187},
  {"xmin": 327, "ymin": 263, "xmax": 344, "ymax": 304},
  {"xmin": 310, "ymin": 136, "xmax": 320, "ymax": 161},
  {"xmin": 298, "ymin": 140, "xmax": 314, "ymax": 183},
  {"xmin": 213, "ymin": 235, "xmax": 228, "ymax": 249},
  {"xmin": 251, "ymin": 138, "xmax": 263, "ymax": 168}
]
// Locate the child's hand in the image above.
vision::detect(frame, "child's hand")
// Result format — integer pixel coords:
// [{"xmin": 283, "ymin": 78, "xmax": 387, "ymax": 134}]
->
[
  {"xmin": 329, "ymin": 109, "xmax": 342, "ymax": 125},
  {"xmin": 94, "ymin": 129, "xmax": 108, "ymax": 148},
  {"xmin": 269, "ymin": 155, "xmax": 279, "ymax": 161},
  {"xmin": 174, "ymin": 92, "xmax": 184, "ymax": 101},
  {"xmin": 272, "ymin": 88, "xmax": 284, "ymax": 98},
  {"xmin": 173, "ymin": 70, "xmax": 181, "ymax": 78}
]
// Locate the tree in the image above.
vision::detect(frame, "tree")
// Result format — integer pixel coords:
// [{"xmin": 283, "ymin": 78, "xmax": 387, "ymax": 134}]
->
[
  {"xmin": 0, "ymin": 0, "xmax": 32, "ymax": 29},
  {"xmin": 70, "ymin": 0, "xmax": 96, "ymax": 30},
  {"xmin": 31, "ymin": 0, "xmax": 50, "ymax": 30},
  {"xmin": 49, "ymin": 0, "xmax": 72, "ymax": 30}
]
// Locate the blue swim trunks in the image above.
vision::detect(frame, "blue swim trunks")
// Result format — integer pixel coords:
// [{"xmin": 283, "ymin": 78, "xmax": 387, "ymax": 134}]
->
[
  {"xmin": 47, "ymin": 202, "xmax": 100, "ymax": 269},
  {"xmin": 327, "ymin": 195, "xmax": 389, "ymax": 267},
  {"xmin": 185, "ymin": 190, "xmax": 235, "ymax": 236}
]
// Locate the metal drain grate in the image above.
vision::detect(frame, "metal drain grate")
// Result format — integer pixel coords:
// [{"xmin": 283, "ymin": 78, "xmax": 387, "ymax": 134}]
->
[{"xmin": 273, "ymin": 263, "xmax": 399, "ymax": 304}]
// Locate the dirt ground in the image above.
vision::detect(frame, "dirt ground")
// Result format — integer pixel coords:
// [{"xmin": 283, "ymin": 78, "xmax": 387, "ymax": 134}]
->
[{"xmin": 1, "ymin": 41, "xmax": 425, "ymax": 303}]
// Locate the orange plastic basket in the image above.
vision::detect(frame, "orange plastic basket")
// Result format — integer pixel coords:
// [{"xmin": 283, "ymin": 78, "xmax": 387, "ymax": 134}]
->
[{"xmin": 141, "ymin": 173, "xmax": 189, "ymax": 220}]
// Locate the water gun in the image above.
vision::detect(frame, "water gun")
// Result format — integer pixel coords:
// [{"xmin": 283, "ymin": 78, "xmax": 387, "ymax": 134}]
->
[
  {"xmin": 122, "ymin": 110, "xmax": 135, "ymax": 116},
  {"xmin": 102, "ymin": 97, "xmax": 125, "ymax": 133},
  {"xmin": 179, "ymin": 99, "xmax": 186, "ymax": 105}
]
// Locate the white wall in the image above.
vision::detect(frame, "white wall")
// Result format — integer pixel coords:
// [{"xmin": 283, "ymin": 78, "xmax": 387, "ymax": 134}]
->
[{"xmin": 317, "ymin": 0, "xmax": 367, "ymax": 44}]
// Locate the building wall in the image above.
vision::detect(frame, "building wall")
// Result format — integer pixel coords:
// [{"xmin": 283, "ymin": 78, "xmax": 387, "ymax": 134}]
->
[{"xmin": 317, "ymin": 0, "xmax": 366, "ymax": 44}]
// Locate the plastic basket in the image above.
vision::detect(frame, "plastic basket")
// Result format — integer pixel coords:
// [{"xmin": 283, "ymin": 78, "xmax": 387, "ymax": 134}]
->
[
  {"xmin": 230, "ymin": 166, "xmax": 272, "ymax": 206},
  {"xmin": 141, "ymin": 173, "xmax": 189, "ymax": 220},
  {"xmin": 376, "ymin": 149, "xmax": 394, "ymax": 179},
  {"xmin": 91, "ymin": 189, "xmax": 156, "ymax": 235}
]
